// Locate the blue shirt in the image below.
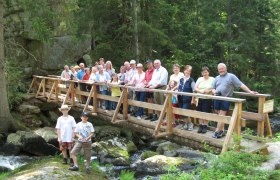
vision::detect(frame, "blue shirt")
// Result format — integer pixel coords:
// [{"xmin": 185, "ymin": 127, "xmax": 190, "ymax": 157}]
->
[
  {"xmin": 95, "ymin": 71, "xmax": 111, "ymax": 91},
  {"xmin": 77, "ymin": 69, "xmax": 85, "ymax": 80}
]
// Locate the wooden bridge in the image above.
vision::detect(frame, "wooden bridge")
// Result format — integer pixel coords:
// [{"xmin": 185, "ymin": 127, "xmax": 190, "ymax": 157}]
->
[{"xmin": 28, "ymin": 75, "xmax": 274, "ymax": 154}]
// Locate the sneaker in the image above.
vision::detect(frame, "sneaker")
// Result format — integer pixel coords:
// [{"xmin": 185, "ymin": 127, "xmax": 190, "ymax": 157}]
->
[
  {"xmin": 197, "ymin": 124, "xmax": 203, "ymax": 133},
  {"xmin": 86, "ymin": 167, "xmax": 91, "ymax": 174},
  {"xmin": 69, "ymin": 165, "xmax": 79, "ymax": 171},
  {"xmin": 62, "ymin": 158, "xmax": 67, "ymax": 164},
  {"xmin": 105, "ymin": 110, "xmax": 108, "ymax": 113},
  {"xmin": 161, "ymin": 122, "xmax": 167, "ymax": 126},
  {"xmin": 145, "ymin": 114, "xmax": 153, "ymax": 120},
  {"xmin": 212, "ymin": 130, "xmax": 224, "ymax": 139},
  {"xmin": 151, "ymin": 114, "xmax": 158, "ymax": 121},
  {"xmin": 176, "ymin": 124, "xmax": 184, "ymax": 129},
  {"xmin": 187, "ymin": 122, "xmax": 194, "ymax": 131},
  {"xmin": 212, "ymin": 131, "xmax": 219, "ymax": 138},
  {"xmin": 182, "ymin": 124, "xmax": 188, "ymax": 130},
  {"xmin": 69, "ymin": 158, "xmax": 74, "ymax": 167},
  {"xmin": 137, "ymin": 116, "xmax": 141, "ymax": 120},
  {"xmin": 201, "ymin": 125, "xmax": 208, "ymax": 134},
  {"xmin": 216, "ymin": 130, "xmax": 224, "ymax": 138}
]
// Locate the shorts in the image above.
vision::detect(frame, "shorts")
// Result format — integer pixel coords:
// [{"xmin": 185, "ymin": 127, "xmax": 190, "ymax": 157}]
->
[
  {"xmin": 59, "ymin": 142, "xmax": 74, "ymax": 151},
  {"xmin": 214, "ymin": 100, "xmax": 230, "ymax": 111},
  {"xmin": 197, "ymin": 99, "xmax": 212, "ymax": 113},
  {"xmin": 154, "ymin": 86, "xmax": 166, "ymax": 105},
  {"xmin": 146, "ymin": 92, "xmax": 154, "ymax": 99},
  {"xmin": 71, "ymin": 142, "xmax": 92, "ymax": 160}
]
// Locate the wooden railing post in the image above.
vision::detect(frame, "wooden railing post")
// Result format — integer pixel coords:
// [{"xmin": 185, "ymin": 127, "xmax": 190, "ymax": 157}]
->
[
  {"xmin": 123, "ymin": 87, "xmax": 128, "ymax": 120},
  {"xmin": 27, "ymin": 77, "xmax": 36, "ymax": 93},
  {"xmin": 166, "ymin": 94, "xmax": 173, "ymax": 134},
  {"xmin": 55, "ymin": 80, "xmax": 59, "ymax": 101},
  {"xmin": 257, "ymin": 97, "xmax": 265, "ymax": 137},
  {"xmin": 154, "ymin": 95, "xmax": 170, "ymax": 137},
  {"xmin": 222, "ymin": 103, "xmax": 238, "ymax": 153},
  {"xmin": 234, "ymin": 102, "xmax": 242, "ymax": 136},
  {"xmin": 71, "ymin": 82, "xmax": 75, "ymax": 106},
  {"xmin": 83, "ymin": 84, "xmax": 94, "ymax": 112},
  {"xmin": 93, "ymin": 84, "xmax": 98, "ymax": 114}
]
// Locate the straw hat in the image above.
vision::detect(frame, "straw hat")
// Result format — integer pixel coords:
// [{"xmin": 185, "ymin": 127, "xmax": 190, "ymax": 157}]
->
[{"xmin": 59, "ymin": 104, "xmax": 71, "ymax": 111}]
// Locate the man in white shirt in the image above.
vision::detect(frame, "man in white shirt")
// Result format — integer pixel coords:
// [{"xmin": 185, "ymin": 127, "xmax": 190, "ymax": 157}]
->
[
  {"xmin": 146, "ymin": 59, "xmax": 168, "ymax": 120},
  {"xmin": 55, "ymin": 105, "xmax": 76, "ymax": 165}
]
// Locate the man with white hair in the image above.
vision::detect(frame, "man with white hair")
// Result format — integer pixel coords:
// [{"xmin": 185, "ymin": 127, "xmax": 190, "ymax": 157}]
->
[
  {"xmin": 147, "ymin": 59, "xmax": 168, "ymax": 121},
  {"xmin": 212, "ymin": 63, "xmax": 257, "ymax": 138},
  {"xmin": 77, "ymin": 63, "xmax": 85, "ymax": 80}
]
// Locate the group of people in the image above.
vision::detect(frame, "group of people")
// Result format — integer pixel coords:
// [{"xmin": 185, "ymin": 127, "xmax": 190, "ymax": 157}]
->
[{"xmin": 61, "ymin": 58, "xmax": 257, "ymax": 139}]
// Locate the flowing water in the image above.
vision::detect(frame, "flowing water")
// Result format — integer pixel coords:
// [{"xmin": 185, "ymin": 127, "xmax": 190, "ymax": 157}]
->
[{"xmin": 0, "ymin": 155, "xmax": 36, "ymax": 172}]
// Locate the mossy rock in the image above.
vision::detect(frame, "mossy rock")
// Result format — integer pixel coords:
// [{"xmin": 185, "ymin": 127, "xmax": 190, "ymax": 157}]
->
[
  {"xmin": 141, "ymin": 151, "xmax": 159, "ymax": 160},
  {"xmin": 156, "ymin": 141, "xmax": 180, "ymax": 157},
  {"xmin": 134, "ymin": 155, "xmax": 197, "ymax": 175},
  {"xmin": 3, "ymin": 156, "xmax": 107, "ymax": 180}
]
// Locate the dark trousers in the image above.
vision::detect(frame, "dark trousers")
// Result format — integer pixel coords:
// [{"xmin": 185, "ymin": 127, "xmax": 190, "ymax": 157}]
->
[{"xmin": 136, "ymin": 91, "xmax": 145, "ymax": 116}]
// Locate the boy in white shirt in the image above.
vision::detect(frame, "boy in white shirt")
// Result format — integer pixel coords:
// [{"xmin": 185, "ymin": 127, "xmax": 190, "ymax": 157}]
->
[
  {"xmin": 55, "ymin": 105, "xmax": 76, "ymax": 165},
  {"xmin": 69, "ymin": 112, "xmax": 94, "ymax": 174}
]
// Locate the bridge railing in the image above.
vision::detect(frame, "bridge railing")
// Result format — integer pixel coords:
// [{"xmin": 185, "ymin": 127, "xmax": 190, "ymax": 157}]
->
[{"xmin": 28, "ymin": 75, "xmax": 272, "ymax": 153}]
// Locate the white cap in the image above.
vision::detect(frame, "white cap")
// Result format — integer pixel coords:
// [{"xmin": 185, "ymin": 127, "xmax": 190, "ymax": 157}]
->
[
  {"xmin": 59, "ymin": 104, "xmax": 71, "ymax": 111},
  {"xmin": 130, "ymin": 60, "xmax": 136, "ymax": 64}
]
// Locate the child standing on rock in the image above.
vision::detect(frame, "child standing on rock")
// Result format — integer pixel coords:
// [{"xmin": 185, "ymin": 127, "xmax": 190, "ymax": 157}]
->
[
  {"xmin": 69, "ymin": 112, "xmax": 94, "ymax": 174},
  {"xmin": 56, "ymin": 105, "xmax": 76, "ymax": 166}
]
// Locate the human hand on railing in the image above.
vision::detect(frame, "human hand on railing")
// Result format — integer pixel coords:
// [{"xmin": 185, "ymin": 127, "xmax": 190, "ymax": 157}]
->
[
  {"xmin": 249, "ymin": 90, "xmax": 258, "ymax": 94},
  {"xmin": 191, "ymin": 99, "xmax": 195, "ymax": 105}
]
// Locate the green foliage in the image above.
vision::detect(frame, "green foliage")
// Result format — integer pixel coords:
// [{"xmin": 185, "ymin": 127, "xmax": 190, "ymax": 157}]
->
[
  {"xmin": 197, "ymin": 151, "xmax": 268, "ymax": 180},
  {"xmin": 272, "ymin": 133, "xmax": 280, "ymax": 142},
  {"xmin": 4, "ymin": 59, "xmax": 24, "ymax": 110},
  {"xmin": 119, "ymin": 170, "xmax": 135, "ymax": 180},
  {"xmin": 160, "ymin": 165, "xmax": 194, "ymax": 180}
]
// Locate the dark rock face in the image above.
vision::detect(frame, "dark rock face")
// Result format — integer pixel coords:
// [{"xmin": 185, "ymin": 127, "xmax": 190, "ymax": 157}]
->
[
  {"xmin": 0, "ymin": 166, "xmax": 9, "ymax": 173},
  {"xmin": 7, "ymin": 131, "xmax": 59, "ymax": 156},
  {"xmin": 270, "ymin": 117, "xmax": 280, "ymax": 133},
  {"xmin": 34, "ymin": 127, "xmax": 58, "ymax": 147},
  {"xmin": 0, "ymin": 143, "xmax": 21, "ymax": 156}
]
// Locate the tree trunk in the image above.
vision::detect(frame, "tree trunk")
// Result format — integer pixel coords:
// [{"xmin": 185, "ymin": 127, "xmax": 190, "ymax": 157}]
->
[
  {"xmin": 0, "ymin": 0, "xmax": 16, "ymax": 133},
  {"xmin": 132, "ymin": 0, "xmax": 139, "ymax": 63}
]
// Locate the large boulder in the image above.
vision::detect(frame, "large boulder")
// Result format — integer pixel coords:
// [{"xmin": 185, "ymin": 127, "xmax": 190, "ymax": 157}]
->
[
  {"xmin": 92, "ymin": 137, "xmax": 137, "ymax": 166},
  {"xmin": 34, "ymin": 127, "xmax": 58, "ymax": 147},
  {"xmin": 7, "ymin": 131, "xmax": 59, "ymax": 156},
  {"xmin": 132, "ymin": 155, "xmax": 197, "ymax": 175},
  {"xmin": 140, "ymin": 151, "xmax": 159, "ymax": 160},
  {"xmin": 270, "ymin": 117, "xmax": 280, "ymax": 133},
  {"xmin": 156, "ymin": 141, "xmax": 181, "ymax": 157},
  {"xmin": 21, "ymin": 115, "xmax": 43, "ymax": 128},
  {"xmin": 39, "ymin": 102, "xmax": 59, "ymax": 112},
  {"xmin": 18, "ymin": 104, "xmax": 41, "ymax": 115}
]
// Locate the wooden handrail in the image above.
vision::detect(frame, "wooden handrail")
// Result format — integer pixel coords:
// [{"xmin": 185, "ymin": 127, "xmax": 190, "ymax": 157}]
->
[
  {"xmin": 32, "ymin": 75, "xmax": 246, "ymax": 103},
  {"xmin": 234, "ymin": 91, "xmax": 271, "ymax": 98}
]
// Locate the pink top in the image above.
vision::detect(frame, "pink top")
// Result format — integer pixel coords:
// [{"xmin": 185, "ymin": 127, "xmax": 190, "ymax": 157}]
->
[{"xmin": 130, "ymin": 72, "xmax": 146, "ymax": 91}]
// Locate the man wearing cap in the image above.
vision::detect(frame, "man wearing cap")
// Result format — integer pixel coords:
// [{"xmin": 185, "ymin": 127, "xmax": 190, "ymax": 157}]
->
[
  {"xmin": 70, "ymin": 112, "xmax": 94, "ymax": 174},
  {"xmin": 146, "ymin": 59, "xmax": 168, "ymax": 121},
  {"xmin": 56, "ymin": 105, "xmax": 76, "ymax": 166},
  {"xmin": 144, "ymin": 60, "xmax": 155, "ymax": 120}
]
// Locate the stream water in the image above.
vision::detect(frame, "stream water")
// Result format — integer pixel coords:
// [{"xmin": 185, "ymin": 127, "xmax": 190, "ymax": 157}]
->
[{"xmin": 0, "ymin": 155, "xmax": 36, "ymax": 173}]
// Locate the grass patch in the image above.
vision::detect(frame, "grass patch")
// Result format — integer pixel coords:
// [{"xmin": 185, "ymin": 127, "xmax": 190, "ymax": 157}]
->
[{"xmin": 0, "ymin": 155, "xmax": 107, "ymax": 180}]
